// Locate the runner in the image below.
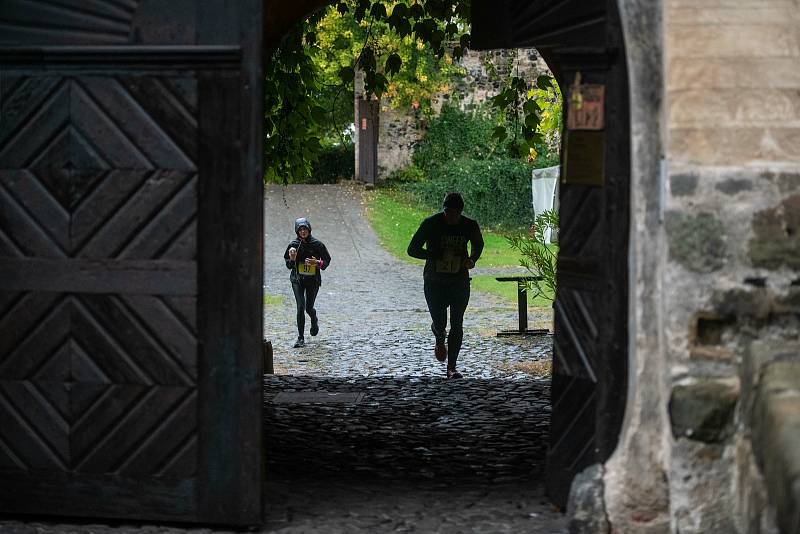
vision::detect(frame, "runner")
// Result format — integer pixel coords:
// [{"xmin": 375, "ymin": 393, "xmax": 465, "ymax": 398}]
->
[
  {"xmin": 407, "ymin": 192, "xmax": 484, "ymax": 378},
  {"xmin": 284, "ymin": 217, "xmax": 332, "ymax": 348}
]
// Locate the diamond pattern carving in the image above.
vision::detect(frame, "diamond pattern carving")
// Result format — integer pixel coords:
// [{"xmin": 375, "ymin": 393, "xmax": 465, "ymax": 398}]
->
[{"xmin": 0, "ymin": 73, "xmax": 199, "ymax": 478}]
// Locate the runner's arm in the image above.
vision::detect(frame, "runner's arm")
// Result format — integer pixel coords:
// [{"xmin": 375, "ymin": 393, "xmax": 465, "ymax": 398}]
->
[
  {"xmin": 469, "ymin": 222, "xmax": 484, "ymax": 264},
  {"xmin": 407, "ymin": 220, "xmax": 431, "ymax": 260},
  {"xmin": 318, "ymin": 243, "xmax": 332, "ymax": 270},
  {"xmin": 284, "ymin": 244, "xmax": 296, "ymax": 269}
]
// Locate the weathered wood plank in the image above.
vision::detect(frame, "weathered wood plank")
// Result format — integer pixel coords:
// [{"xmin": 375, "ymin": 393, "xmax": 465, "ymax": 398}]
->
[
  {"xmin": 117, "ymin": 175, "xmax": 197, "ymax": 260},
  {"xmin": 0, "ymin": 258, "xmax": 196, "ymax": 295},
  {"xmin": 117, "ymin": 389, "xmax": 197, "ymax": 476},
  {"xmin": 196, "ymin": 66, "xmax": 263, "ymax": 524},
  {"xmin": 0, "ymin": 298, "xmax": 71, "ymax": 381},
  {"xmin": 0, "ymin": 380, "xmax": 69, "ymax": 470},
  {"xmin": 0, "ymin": 471, "xmax": 198, "ymax": 521},
  {"xmin": 75, "ymin": 294, "xmax": 195, "ymax": 385},
  {"xmin": 71, "ymin": 385, "xmax": 192, "ymax": 475}
]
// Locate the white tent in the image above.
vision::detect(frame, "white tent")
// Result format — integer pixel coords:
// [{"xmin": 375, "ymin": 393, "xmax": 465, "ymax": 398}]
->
[{"xmin": 531, "ymin": 165, "xmax": 560, "ymax": 243}]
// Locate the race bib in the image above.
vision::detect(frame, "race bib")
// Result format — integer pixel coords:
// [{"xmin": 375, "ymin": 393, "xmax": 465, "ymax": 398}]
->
[
  {"xmin": 435, "ymin": 254, "xmax": 462, "ymax": 274},
  {"xmin": 297, "ymin": 263, "xmax": 317, "ymax": 276}
]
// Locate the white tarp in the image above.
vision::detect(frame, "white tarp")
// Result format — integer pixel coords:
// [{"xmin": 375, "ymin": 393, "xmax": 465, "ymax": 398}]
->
[{"xmin": 531, "ymin": 165, "xmax": 559, "ymax": 243}]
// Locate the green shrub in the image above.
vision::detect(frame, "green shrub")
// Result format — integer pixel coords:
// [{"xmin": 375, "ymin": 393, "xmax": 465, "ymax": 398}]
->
[
  {"xmin": 412, "ymin": 105, "xmax": 496, "ymax": 172},
  {"xmin": 310, "ymin": 143, "xmax": 354, "ymax": 183},
  {"xmin": 387, "ymin": 164, "xmax": 426, "ymax": 183},
  {"xmin": 507, "ymin": 209, "xmax": 559, "ymax": 302},
  {"xmin": 405, "ymin": 156, "xmax": 535, "ymax": 230}
]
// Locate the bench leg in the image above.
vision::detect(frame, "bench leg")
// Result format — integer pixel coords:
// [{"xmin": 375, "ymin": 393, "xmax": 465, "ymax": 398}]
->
[{"xmin": 517, "ymin": 282, "xmax": 528, "ymax": 332}]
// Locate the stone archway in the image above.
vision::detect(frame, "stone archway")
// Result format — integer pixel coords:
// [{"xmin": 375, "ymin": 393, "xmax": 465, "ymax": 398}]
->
[
  {"xmin": 0, "ymin": 0, "xmax": 667, "ymax": 528},
  {"xmin": 264, "ymin": 0, "xmax": 669, "ymax": 526}
]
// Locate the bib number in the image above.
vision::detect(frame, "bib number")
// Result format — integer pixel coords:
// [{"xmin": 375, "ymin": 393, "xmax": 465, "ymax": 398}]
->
[
  {"xmin": 297, "ymin": 263, "xmax": 317, "ymax": 276},
  {"xmin": 435, "ymin": 254, "xmax": 462, "ymax": 274}
]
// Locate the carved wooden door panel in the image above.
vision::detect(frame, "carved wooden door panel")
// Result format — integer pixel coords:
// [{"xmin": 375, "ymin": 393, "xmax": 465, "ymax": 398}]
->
[
  {"xmin": 471, "ymin": 0, "xmax": 630, "ymax": 508},
  {"xmin": 0, "ymin": 1, "xmax": 263, "ymax": 525}
]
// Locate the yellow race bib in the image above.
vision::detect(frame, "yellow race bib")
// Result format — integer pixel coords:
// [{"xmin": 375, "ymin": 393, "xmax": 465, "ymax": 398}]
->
[{"xmin": 297, "ymin": 263, "xmax": 317, "ymax": 276}]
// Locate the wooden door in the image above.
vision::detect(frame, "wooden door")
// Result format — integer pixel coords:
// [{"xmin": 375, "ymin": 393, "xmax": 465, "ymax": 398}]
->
[
  {"xmin": 471, "ymin": 0, "xmax": 630, "ymax": 508},
  {"xmin": 0, "ymin": 1, "xmax": 263, "ymax": 525},
  {"xmin": 357, "ymin": 98, "xmax": 379, "ymax": 184}
]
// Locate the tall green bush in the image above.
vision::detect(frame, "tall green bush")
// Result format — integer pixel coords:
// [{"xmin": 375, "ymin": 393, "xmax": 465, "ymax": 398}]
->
[
  {"xmin": 406, "ymin": 156, "xmax": 534, "ymax": 230},
  {"xmin": 412, "ymin": 104, "xmax": 496, "ymax": 172},
  {"xmin": 310, "ymin": 143, "xmax": 355, "ymax": 183}
]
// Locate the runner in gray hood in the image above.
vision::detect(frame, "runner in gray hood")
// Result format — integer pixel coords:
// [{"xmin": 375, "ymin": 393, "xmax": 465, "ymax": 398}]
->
[{"xmin": 283, "ymin": 217, "xmax": 332, "ymax": 348}]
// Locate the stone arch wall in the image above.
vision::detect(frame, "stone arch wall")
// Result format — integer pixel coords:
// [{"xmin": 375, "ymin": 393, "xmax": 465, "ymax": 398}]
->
[{"xmin": 660, "ymin": 1, "xmax": 800, "ymax": 533}]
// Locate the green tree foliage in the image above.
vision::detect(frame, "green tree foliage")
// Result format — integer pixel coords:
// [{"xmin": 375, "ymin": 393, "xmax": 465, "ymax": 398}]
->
[{"xmin": 265, "ymin": 0, "xmax": 560, "ymax": 184}]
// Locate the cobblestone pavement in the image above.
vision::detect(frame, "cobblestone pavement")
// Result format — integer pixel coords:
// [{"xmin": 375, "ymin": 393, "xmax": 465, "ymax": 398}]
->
[
  {"xmin": 264, "ymin": 376, "xmax": 551, "ymax": 481},
  {"xmin": 0, "ymin": 476, "xmax": 566, "ymax": 533},
  {"xmin": 0, "ymin": 185, "xmax": 566, "ymax": 533}
]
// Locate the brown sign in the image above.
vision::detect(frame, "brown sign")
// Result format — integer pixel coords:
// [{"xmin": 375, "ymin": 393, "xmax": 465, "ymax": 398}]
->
[
  {"xmin": 567, "ymin": 73, "xmax": 605, "ymax": 130},
  {"xmin": 563, "ymin": 130, "xmax": 605, "ymax": 186}
]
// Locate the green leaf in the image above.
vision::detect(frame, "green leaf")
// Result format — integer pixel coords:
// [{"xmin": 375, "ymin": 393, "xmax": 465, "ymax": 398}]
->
[
  {"xmin": 524, "ymin": 113, "xmax": 541, "ymax": 129},
  {"xmin": 332, "ymin": 34, "xmax": 350, "ymax": 50},
  {"xmin": 391, "ymin": 3, "xmax": 409, "ymax": 18},
  {"xmin": 394, "ymin": 18, "xmax": 412, "ymax": 36},
  {"xmin": 370, "ymin": 3, "xmax": 387, "ymax": 20},
  {"xmin": 523, "ymin": 99, "xmax": 541, "ymax": 115},
  {"xmin": 354, "ymin": 0, "xmax": 370, "ymax": 21},
  {"xmin": 311, "ymin": 105, "xmax": 328, "ymax": 124},
  {"xmin": 512, "ymin": 76, "xmax": 527, "ymax": 92},
  {"xmin": 536, "ymin": 75, "xmax": 553, "ymax": 90},
  {"xmin": 360, "ymin": 47, "xmax": 376, "ymax": 70},
  {"xmin": 492, "ymin": 126, "xmax": 507, "ymax": 141},
  {"xmin": 385, "ymin": 53, "xmax": 402, "ymax": 75},
  {"xmin": 338, "ymin": 66, "xmax": 356, "ymax": 83}
]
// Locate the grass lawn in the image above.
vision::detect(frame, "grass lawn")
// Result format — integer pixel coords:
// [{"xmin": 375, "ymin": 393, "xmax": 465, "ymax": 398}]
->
[
  {"xmin": 263, "ymin": 293, "xmax": 285, "ymax": 307},
  {"xmin": 365, "ymin": 188, "xmax": 553, "ymax": 308}
]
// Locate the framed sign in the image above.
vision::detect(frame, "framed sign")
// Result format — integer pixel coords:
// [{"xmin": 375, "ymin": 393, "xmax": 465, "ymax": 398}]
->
[
  {"xmin": 567, "ymin": 72, "xmax": 605, "ymax": 131},
  {"xmin": 564, "ymin": 130, "xmax": 605, "ymax": 186}
]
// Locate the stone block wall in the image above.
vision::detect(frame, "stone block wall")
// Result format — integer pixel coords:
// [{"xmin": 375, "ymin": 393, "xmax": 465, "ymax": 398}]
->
[
  {"xmin": 373, "ymin": 48, "xmax": 550, "ymax": 179},
  {"xmin": 664, "ymin": 1, "xmax": 800, "ymax": 532}
]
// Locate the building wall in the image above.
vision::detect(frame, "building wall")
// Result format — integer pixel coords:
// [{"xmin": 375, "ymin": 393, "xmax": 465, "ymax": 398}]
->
[{"xmin": 663, "ymin": 1, "xmax": 800, "ymax": 532}]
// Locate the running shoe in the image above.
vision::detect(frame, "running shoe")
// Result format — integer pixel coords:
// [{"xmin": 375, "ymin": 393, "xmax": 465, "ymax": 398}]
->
[
  {"xmin": 293, "ymin": 337, "xmax": 305, "ymax": 348},
  {"xmin": 434, "ymin": 343, "xmax": 447, "ymax": 362},
  {"xmin": 310, "ymin": 319, "xmax": 319, "ymax": 337},
  {"xmin": 447, "ymin": 368, "xmax": 463, "ymax": 379}
]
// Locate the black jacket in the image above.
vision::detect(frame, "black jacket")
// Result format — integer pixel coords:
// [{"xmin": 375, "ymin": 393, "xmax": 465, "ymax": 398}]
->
[
  {"xmin": 284, "ymin": 236, "xmax": 332, "ymax": 286},
  {"xmin": 407, "ymin": 212, "xmax": 484, "ymax": 281}
]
